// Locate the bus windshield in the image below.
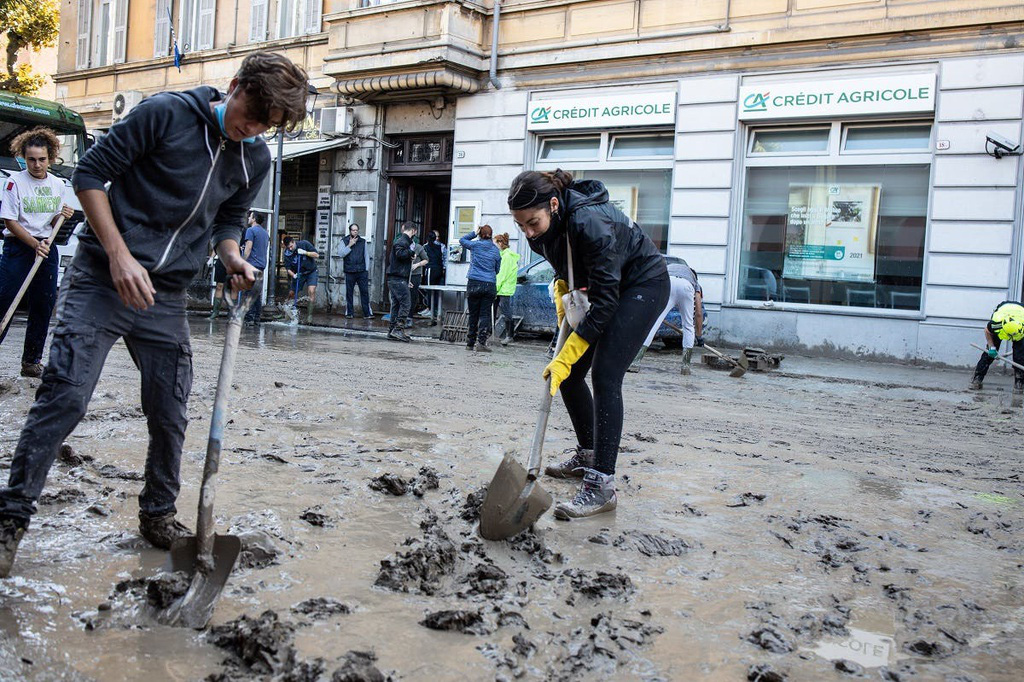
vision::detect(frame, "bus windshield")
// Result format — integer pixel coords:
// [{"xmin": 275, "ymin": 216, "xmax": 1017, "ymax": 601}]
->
[{"xmin": 0, "ymin": 94, "xmax": 87, "ymax": 180}]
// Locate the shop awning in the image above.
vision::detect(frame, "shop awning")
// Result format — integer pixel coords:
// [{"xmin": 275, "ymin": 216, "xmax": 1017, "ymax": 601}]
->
[{"xmin": 267, "ymin": 136, "xmax": 354, "ymax": 162}]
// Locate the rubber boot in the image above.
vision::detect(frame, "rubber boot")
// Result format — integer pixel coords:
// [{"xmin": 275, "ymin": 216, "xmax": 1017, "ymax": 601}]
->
[
  {"xmin": 554, "ymin": 468, "xmax": 617, "ymax": 520},
  {"xmin": 969, "ymin": 374, "xmax": 984, "ymax": 390},
  {"xmin": 544, "ymin": 446, "xmax": 595, "ymax": 479},
  {"xmin": 139, "ymin": 512, "xmax": 193, "ymax": 550},
  {"xmin": 0, "ymin": 517, "xmax": 27, "ymax": 578},
  {"xmin": 626, "ymin": 346, "xmax": 647, "ymax": 373},
  {"xmin": 1013, "ymin": 377, "xmax": 1024, "ymax": 407},
  {"xmin": 680, "ymin": 348, "xmax": 693, "ymax": 376},
  {"xmin": 209, "ymin": 297, "xmax": 222, "ymax": 319}
]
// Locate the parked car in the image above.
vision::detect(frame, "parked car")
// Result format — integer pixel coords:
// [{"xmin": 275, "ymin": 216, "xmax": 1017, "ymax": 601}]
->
[{"xmin": 510, "ymin": 254, "xmax": 689, "ymax": 346}]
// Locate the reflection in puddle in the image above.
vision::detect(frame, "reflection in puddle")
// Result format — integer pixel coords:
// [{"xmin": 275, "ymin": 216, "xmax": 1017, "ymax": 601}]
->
[{"xmin": 809, "ymin": 627, "xmax": 895, "ymax": 668}]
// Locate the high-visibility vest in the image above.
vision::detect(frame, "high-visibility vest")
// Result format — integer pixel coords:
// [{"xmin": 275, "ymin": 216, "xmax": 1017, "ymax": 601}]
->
[{"xmin": 991, "ymin": 302, "xmax": 1024, "ymax": 341}]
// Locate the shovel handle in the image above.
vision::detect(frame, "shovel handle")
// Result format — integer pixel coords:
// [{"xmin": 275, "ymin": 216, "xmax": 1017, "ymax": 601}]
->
[
  {"xmin": 0, "ymin": 216, "xmax": 66, "ymax": 338},
  {"xmin": 971, "ymin": 342, "xmax": 1024, "ymax": 373},
  {"xmin": 195, "ymin": 275, "xmax": 262, "ymax": 570},
  {"xmin": 526, "ymin": 320, "xmax": 571, "ymax": 481}
]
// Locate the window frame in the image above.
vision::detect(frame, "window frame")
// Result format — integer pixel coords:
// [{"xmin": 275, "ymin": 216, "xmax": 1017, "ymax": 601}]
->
[
  {"xmin": 534, "ymin": 129, "xmax": 675, "ymax": 172},
  {"xmin": 538, "ymin": 135, "xmax": 602, "ymax": 163},
  {"xmin": 607, "ymin": 132, "xmax": 675, "ymax": 160},
  {"xmin": 840, "ymin": 121, "xmax": 934, "ymax": 155},
  {"xmin": 747, "ymin": 125, "xmax": 832, "ymax": 157},
  {"xmin": 733, "ymin": 117, "xmax": 934, "ymax": 317}
]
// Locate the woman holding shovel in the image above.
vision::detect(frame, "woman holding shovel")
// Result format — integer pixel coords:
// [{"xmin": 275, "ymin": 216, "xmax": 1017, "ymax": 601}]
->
[
  {"xmin": 508, "ymin": 169, "xmax": 668, "ymax": 519},
  {"xmin": 0, "ymin": 127, "xmax": 75, "ymax": 377}
]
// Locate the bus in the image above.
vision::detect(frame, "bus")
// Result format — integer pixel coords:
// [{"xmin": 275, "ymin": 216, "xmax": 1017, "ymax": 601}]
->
[{"xmin": 0, "ymin": 92, "xmax": 88, "ymax": 282}]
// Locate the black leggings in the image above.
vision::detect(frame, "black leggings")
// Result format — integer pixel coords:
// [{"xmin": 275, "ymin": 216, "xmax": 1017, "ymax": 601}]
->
[
  {"xmin": 466, "ymin": 279, "xmax": 496, "ymax": 345},
  {"xmin": 560, "ymin": 273, "xmax": 669, "ymax": 475}
]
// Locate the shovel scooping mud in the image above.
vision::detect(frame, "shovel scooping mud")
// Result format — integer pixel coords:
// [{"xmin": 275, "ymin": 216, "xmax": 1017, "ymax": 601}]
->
[
  {"xmin": 659, "ymin": 319, "xmax": 747, "ymax": 378},
  {"xmin": 156, "ymin": 277, "xmax": 260, "ymax": 628},
  {"xmin": 479, "ymin": 321, "xmax": 570, "ymax": 540}
]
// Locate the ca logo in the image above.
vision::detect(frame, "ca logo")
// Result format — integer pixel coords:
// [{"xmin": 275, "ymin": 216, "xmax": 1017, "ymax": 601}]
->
[
  {"xmin": 530, "ymin": 106, "xmax": 551, "ymax": 123},
  {"xmin": 743, "ymin": 92, "xmax": 769, "ymax": 112}
]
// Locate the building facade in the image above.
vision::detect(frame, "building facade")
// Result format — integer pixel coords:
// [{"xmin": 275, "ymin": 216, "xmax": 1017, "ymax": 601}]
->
[{"xmin": 53, "ymin": 1, "xmax": 1024, "ymax": 365}]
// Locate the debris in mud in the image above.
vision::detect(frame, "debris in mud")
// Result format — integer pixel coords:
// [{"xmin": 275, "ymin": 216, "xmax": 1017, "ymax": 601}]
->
[
  {"xmin": 375, "ymin": 512, "xmax": 457, "ymax": 595},
  {"xmin": 903, "ymin": 639, "xmax": 950, "ymax": 657},
  {"xmin": 613, "ymin": 530, "xmax": 692, "ymax": 557},
  {"xmin": 94, "ymin": 463, "xmax": 145, "ymax": 481},
  {"xmin": 332, "ymin": 650, "xmax": 388, "ymax": 682},
  {"xmin": 629, "ymin": 432, "xmax": 657, "ymax": 443},
  {"xmin": 368, "ymin": 473, "xmax": 409, "ymax": 496},
  {"xmin": 544, "ymin": 612, "xmax": 663, "ymax": 679},
  {"xmin": 236, "ymin": 530, "xmax": 281, "ymax": 569},
  {"xmin": 461, "ymin": 487, "xmax": 487, "ymax": 522},
  {"xmin": 420, "ymin": 609, "xmax": 492, "ymax": 635},
  {"xmin": 299, "ymin": 506, "xmax": 335, "ymax": 528},
  {"xmin": 833, "ymin": 659, "xmax": 864, "ymax": 675},
  {"xmin": 145, "ymin": 571, "xmax": 191, "ymax": 609},
  {"xmin": 507, "ymin": 527, "xmax": 560, "ymax": 565},
  {"xmin": 58, "ymin": 443, "xmax": 92, "ymax": 466},
  {"xmin": 291, "ymin": 597, "xmax": 351, "ymax": 620},
  {"xmin": 727, "ymin": 492, "xmax": 767, "ymax": 507},
  {"xmin": 746, "ymin": 626, "xmax": 794, "ymax": 653},
  {"xmin": 207, "ymin": 610, "xmax": 298, "ymax": 676},
  {"xmin": 38, "ymin": 487, "xmax": 87, "ymax": 505},
  {"xmin": 678, "ymin": 503, "xmax": 706, "ymax": 517},
  {"xmin": 460, "ymin": 562, "xmax": 508, "ymax": 596},
  {"xmin": 565, "ymin": 569, "xmax": 634, "ymax": 600},
  {"xmin": 496, "ymin": 611, "xmax": 529, "ymax": 630},
  {"xmin": 411, "ymin": 466, "xmax": 440, "ymax": 497},
  {"xmin": 748, "ymin": 664, "xmax": 787, "ymax": 681}
]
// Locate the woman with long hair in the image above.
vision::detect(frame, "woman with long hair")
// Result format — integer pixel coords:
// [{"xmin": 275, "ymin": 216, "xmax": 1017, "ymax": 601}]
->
[
  {"xmin": 508, "ymin": 169, "xmax": 669, "ymax": 518},
  {"xmin": 459, "ymin": 224, "xmax": 501, "ymax": 351}
]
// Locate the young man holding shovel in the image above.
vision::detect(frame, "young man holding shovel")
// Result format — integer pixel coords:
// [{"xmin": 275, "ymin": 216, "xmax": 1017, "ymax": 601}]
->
[
  {"xmin": 0, "ymin": 127, "xmax": 76, "ymax": 377},
  {"xmin": 0, "ymin": 51, "xmax": 310, "ymax": 578}
]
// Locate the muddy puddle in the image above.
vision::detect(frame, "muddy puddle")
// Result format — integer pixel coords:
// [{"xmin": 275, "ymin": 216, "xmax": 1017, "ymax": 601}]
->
[{"xmin": 1, "ymin": 321, "xmax": 1022, "ymax": 680}]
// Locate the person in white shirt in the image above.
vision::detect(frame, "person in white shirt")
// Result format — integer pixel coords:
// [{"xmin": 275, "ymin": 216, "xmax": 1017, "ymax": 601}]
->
[{"xmin": 0, "ymin": 127, "xmax": 74, "ymax": 377}]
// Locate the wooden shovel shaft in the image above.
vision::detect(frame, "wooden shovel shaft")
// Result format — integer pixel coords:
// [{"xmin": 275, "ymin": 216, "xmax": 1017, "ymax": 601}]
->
[
  {"xmin": 0, "ymin": 216, "xmax": 66, "ymax": 337},
  {"xmin": 526, "ymin": 320, "xmax": 571, "ymax": 481},
  {"xmin": 195, "ymin": 277, "xmax": 260, "ymax": 571},
  {"xmin": 971, "ymin": 342, "xmax": 1024, "ymax": 373}
]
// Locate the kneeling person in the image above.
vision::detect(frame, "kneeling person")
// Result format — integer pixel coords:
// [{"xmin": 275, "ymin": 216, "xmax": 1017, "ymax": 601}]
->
[{"xmin": 0, "ymin": 52, "xmax": 310, "ymax": 578}]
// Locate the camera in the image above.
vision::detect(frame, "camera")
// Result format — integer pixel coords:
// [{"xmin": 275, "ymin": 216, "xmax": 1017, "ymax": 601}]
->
[{"xmin": 985, "ymin": 132, "xmax": 1021, "ymax": 159}]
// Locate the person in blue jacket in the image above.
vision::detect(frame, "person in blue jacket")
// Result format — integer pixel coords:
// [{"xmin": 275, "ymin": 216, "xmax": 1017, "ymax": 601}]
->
[{"xmin": 459, "ymin": 224, "xmax": 501, "ymax": 351}]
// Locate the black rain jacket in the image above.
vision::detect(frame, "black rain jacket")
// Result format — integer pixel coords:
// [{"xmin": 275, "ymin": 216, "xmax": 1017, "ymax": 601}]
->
[{"xmin": 528, "ymin": 179, "xmax": 667, "ymax": 344}]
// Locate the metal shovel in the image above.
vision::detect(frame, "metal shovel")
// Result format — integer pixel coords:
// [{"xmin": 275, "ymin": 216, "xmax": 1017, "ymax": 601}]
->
[
  {"xmin": 157, "ymin": 276, "xmax": 260, "ymax": 629},
  {"xmin": 479, "ymin": 320, "xmax": 570, "ymax": 540}
]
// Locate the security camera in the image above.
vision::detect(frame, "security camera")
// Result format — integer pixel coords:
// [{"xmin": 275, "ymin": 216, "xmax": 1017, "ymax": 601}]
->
[{"xmin": 985, "ymin": 132, "xmax": 1021, "ymax": 159}]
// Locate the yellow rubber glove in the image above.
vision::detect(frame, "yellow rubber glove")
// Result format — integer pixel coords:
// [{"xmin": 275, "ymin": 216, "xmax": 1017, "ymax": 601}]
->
[
  {"xmin": 552, "ymin": 279, "xmax": 569, "ymax": 327},
  {"xmin": 543, "ymin": 331, "xmax": 590, "ymax": 396}
]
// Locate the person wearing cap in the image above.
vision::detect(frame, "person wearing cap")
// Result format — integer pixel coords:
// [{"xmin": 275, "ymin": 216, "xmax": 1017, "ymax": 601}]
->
[{"xmin": 970, "ymin": 300, "xmax": 1024, "ymax": 393}]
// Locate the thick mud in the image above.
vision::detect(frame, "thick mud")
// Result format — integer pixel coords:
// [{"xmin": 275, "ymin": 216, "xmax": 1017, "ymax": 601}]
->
[{"xmin": 0, "ymin": 321, "xmax": 1022, "ymax": 680}]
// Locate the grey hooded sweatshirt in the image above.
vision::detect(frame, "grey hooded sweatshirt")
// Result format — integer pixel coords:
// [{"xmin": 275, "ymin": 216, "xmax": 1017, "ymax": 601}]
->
[{"xmin": 72, "ymin": 86, "xmax": 271, "ymax": 292}]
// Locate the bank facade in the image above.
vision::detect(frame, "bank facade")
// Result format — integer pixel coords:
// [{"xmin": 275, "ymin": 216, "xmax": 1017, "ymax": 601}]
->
[{"xmin": 53, "ymin": 1, "xmax": 1024, "ymax": 365}]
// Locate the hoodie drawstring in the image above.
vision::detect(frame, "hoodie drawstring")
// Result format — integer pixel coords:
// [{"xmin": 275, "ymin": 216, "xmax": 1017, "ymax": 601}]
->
[
  {"xmin": 241, "ymin": 142, "xmax": 249, "ymax": 188},
  {"xmin": 203, "ymin": 127, "xmax": 213, "ymax": 161}
]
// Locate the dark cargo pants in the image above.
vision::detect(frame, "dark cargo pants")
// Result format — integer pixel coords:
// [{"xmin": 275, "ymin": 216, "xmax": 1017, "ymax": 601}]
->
[{"xmin": 0, "ymin": 266, "xmax": 193, "ymax": 525}]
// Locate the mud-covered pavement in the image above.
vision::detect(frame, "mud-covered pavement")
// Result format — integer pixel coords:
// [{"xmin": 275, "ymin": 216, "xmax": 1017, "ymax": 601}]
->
[{"xmin": 1, "ymin": 319, "xmax": 1021, "ymax": 681}]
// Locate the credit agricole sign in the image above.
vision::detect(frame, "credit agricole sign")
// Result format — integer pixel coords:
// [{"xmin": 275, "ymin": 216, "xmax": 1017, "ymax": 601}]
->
[
  {"xmin": 527, "ymin": 91, "xmax": 677, "ymax": 131},
  {"xmin": 738, "ymin": 74, "xmax": 935, "ymax": 120}
]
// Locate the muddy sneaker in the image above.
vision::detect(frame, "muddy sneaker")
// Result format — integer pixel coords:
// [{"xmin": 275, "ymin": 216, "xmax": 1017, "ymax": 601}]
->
[
  {"xmin": 0, "ymin": 517, "xmax": 27, "ymax": 578},
  {"xmin": 397, "ymin": 329, "xmax": 413, "ymax": 343},
  {"xmin": 544, "ymin": 446, "xmax": 595, "ymax": 479},
  {"xmin": 20, "ymin": 362, "xmax": 43, "ymax": 378},
  {"xmin": 626, "ymin": 346, "xmax": 646, "ymax": 374},
  {"xmin": 139, "ymin": 512, "xmax": 193, "ymax": 550},
  {"xmin": 466, "ymin": 342, "xmax": 476, "ymax": 351},
  {"xmin": 554, "ymin": 469, "xmax": 617, "ymax": 520},
  {"xmin": 387, "ymin": 328, "xmax": 405, "ymax": 342},
  {"xmin": 680, "ymin": 348, "xmax": 693, "ymax": 376},
  {"xmin": 969, "ymin": 376, "xmax": 983, "ymax": 390},
  {"xmin": 477, "ymin": 340, "xmax": 492, "ymax": 353}
]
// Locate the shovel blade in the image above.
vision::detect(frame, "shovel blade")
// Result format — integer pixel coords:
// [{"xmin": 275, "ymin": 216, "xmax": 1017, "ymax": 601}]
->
[
  {"xmin": 479, "ymin": 454, "xmax": 552, "ymax": 541},
  {"xmin": 158, "ymin": 534, "xmax": 241, "ymax": 629}
]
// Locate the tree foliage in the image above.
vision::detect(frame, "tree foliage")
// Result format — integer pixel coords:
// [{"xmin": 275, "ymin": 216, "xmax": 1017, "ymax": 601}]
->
[{"xmin": 0, "ymin": 0, "xmax": 60, "ymax": 96}]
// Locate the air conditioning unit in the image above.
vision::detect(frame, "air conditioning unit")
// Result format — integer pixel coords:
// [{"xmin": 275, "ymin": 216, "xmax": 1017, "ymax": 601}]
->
[
  {"xmin": 319, "ymin": 106, "xmax": 353, "ymax": 137},
  {"xmin": 112, "ymin": 90, "xmax": 145, "ymax": 125}
]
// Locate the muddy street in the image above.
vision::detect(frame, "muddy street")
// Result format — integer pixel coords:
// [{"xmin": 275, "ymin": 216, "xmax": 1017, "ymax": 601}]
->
[{"xmin": 0, "ymin": 320, "xmax": 1021, "ymax": 681}]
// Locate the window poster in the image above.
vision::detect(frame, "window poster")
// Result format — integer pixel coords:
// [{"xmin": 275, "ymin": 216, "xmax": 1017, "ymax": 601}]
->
[
  {"xmin": 606, "ymin": 184, "xmax": 639, "ymax": 222},
  {"xmin": 783, "ymin": 184, "xmax": 881, "ymax": 282}
]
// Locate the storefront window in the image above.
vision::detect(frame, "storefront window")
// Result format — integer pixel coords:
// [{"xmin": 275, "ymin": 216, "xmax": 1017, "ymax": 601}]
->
[
  {"xmin": 540, "ymin": 137, "xmax": 601, "ymax": 161},
  {"xmin": 750, "ymin": 128, "xmax": 830, "ymax": 154},
  {"xmin": 843, "ymin": 124, "xmax": 931, "ymax": 152},
  {"xmin": 609, "ymin": 134, "xmax": 674, "ymax": 158},
  {"xmin": 740, "ymin": 164, "xmax": 929, "ymax": 310}
]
